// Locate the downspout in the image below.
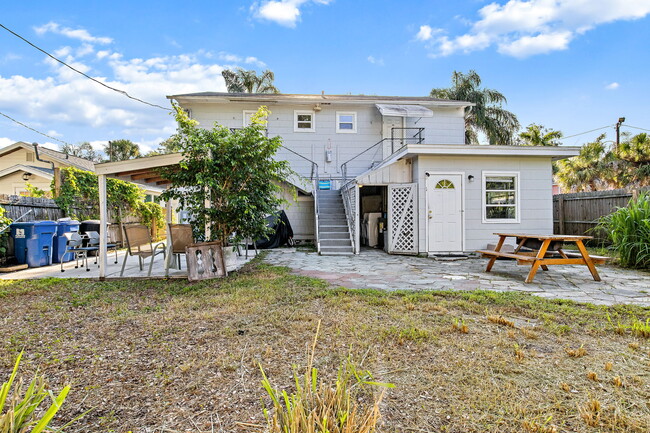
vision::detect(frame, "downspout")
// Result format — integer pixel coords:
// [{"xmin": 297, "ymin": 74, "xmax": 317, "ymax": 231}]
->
[{"xmin": 32, "ymin": 142, "xmax": 55, "ymax": 170}]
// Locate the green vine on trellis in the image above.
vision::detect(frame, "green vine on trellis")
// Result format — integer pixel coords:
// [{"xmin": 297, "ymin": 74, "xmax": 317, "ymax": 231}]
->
[{"xmin": 53, "ymin": 167, "xmax": 165, "ymax": 229}]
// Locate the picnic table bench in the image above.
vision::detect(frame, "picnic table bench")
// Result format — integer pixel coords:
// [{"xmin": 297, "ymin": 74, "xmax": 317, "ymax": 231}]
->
[{"xmin": 477, "ymin": 233, "xmax": 610, "ymax": 283}]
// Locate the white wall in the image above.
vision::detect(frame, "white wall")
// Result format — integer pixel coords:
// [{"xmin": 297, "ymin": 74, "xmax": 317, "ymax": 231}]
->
[
  {"xmin": 277, "ymin": 183, "xmax": 315, "ymax": 240},
  {"xmin": 415, "ymin": 155, "xmax": 554, "ymax": 252},
  {"xmin": 185, "ymin": 102, "xmax": 465, "ymax": 180}
]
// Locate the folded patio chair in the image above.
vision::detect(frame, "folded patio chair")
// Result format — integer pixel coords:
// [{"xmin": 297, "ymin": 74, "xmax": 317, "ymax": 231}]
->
[
  {"xmin": 60, "ymin": 232, "xmax": 98, "ymax": 273},
  {"xmin": 165, "ymin": 223, "xmax": 194, "ymax": 277},
  {"xmin": 120, "ymin": 224, "xmax": 166, "ymax": 277},
  {"xmin": 85, "ymin": 231, "xmax": 119, "ymax": 265}
]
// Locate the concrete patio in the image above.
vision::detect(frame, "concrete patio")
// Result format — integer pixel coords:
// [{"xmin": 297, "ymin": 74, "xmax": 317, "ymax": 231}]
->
[
  {"xmin": 0, "ymin": 247, "xmax": 257, "ymax": 280},
  {"xmin": 264, "ymin": 248, "xmax": 650, "ymax": 306}
]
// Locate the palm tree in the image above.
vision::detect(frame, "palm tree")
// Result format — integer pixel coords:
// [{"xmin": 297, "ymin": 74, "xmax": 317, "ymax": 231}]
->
[
  {"xmin": 555, "ymin": 134, "xmax": 617, "ymax": 192},
  {"xmin": 430, "ymin": 70, "xmax": 519, "ymax": 145},
  {"xmin": 222, "ymin": 68, "xmax": 280, "ymax": 94},
  {"xmin": 519, "ymin": 124, "xmax": 563, "ymax": 146}
]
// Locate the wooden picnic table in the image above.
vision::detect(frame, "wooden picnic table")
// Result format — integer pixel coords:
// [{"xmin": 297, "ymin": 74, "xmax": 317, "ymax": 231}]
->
[{"xmin": 476, "ymin": 233, "xmax": 604, "ymax": 284}]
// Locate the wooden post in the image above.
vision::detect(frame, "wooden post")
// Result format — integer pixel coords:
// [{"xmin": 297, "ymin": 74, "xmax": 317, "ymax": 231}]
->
[
  {"xmin": 53, "ymin": 167, "xmax": 61, "ymax": 196},
  {"xmin": 98, "ymin": 174, "xmax": 108, "ymax": 280},
  {"xmin": 632, "ymin": 189, "xmax": 639, "ymax": 201},
  {"xmin": 558, "ymin": 196, "xmax": 565, "ymax": 235}
]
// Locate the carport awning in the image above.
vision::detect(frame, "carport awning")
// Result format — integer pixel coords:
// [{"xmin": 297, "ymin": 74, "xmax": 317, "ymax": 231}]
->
[{"xmin": 375, "ymin": 104, "xmax": 433, "ymax": 118}]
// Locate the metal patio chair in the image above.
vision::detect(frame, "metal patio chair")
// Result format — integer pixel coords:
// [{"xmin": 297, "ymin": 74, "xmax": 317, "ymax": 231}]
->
[
  {"xmin": 85, "ymin": 231, "xmax": 119, "ymax": 266},
  {"xmin": 165, "ymin": 223, "xmax": 194, "ymax": 277},
  {"xmin": 60, "ymin": 232, "xmax": 97, "ymax": 272},
  {"xmin": 120, "ymin": 225, "xmax": 166, "ymax": 277}
]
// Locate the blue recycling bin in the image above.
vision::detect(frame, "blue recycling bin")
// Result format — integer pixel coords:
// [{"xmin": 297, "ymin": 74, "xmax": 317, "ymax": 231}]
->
[
  {"xmin": 53, "ymin": 219, "xmax": 80, "ymax": 263},
  {"xmin": 10, "ymin": 221, "xmax": 57, "ymax": 268}
]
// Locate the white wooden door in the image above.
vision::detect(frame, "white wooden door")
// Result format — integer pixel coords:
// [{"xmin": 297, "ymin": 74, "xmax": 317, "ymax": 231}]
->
[
  {"xmin": 387, "ymin": 183, "xmax": 418, "ymax": 255},
  {"xmin": 382, "ymin": 116, "xmax": 404, "ymax": 159},
  {"xmin": 427, "ymin": 173, "xmax": 463, "ymax": 252}
]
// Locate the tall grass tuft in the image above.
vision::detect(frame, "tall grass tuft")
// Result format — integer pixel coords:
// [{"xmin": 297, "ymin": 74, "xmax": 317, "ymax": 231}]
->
[
  {"xmin": 598, "ymin": 192, "xmax": 650, "ymax": 268},
  {"xmin": 0, "ymin": 351, "xmax": 75, "ymax": 433},
  {"xmin": 259, "ymin": 321, "xmax": 393, "ymax": 433}
]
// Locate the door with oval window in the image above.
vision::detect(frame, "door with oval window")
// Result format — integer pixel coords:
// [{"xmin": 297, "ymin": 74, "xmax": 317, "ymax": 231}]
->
[{"xmin": 426, "ymin": 173, "xmax": 463, "ymax": 252}]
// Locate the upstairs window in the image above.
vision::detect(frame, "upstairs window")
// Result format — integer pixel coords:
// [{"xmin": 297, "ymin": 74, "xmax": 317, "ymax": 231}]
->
[
  {"xmin": 294, "ymin": 110, "xmax": 315, "ymax": 132},
  {"xmin": 336, "ymin": 111, "xmax": 357, "ymax": 133},
  {"xmin": 482, "ymin": 172, "xmax": 520, "ymax": 223}
]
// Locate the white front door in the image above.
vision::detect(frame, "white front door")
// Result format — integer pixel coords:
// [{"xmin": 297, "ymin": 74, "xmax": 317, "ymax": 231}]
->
[
  {"xmin": 382, "ymin": 116, "xmax": 404, "ymax": 158},
  {"xmin": 427, "ymin": 173, "xmax": 463, "ymax": 252}
]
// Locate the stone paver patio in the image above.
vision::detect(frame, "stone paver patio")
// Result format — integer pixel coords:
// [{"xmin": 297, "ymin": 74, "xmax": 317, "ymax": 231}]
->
[{"xmin": 264, "ymin": 248, "xmax": 650, "ymax": 306}]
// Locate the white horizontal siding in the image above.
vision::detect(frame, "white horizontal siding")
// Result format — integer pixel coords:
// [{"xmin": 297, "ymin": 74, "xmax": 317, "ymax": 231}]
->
[
  {"xmin": 185, "ymin": 102, "xmax": 466, "ymax": 180},
  {"xmin": 414, "ymin": 155, "xmax": 553, "ymax": 252}
]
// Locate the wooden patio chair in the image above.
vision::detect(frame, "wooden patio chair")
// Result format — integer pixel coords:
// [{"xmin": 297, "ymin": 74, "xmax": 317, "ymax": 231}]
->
[
  {"xmin": 165, "ymin": 223, "xmax": 194, "ymax": 277},
  {"xmin": 120, "ymin": 224, "xmax": 166, "ymax": 277}
]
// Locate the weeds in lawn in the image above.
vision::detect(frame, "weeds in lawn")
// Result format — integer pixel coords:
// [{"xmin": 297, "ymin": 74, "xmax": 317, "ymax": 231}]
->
[
  {"xmin": 513, "ymin": 344, "xmax": 525, "ymax": 362},
  {"xmin": 578, "ymin": 399, "xmax": 601, "ymax": 427},
  {"xmin": 522, "ymin": 417, "xmax": 558, "ymax": 433},
  {"xmin": 0, "ymin": 351, "xmax": 76, "ymax": 433},
  {"xmin": 604, "ymin": 362, "xmax": 613, "ymax": 371},
  {"xmin": 452, "ymin": 318, "xmax": 468, "ymax": 334},
  {"xmin": 560, "ymin": 382, "xmax": 571, "ymax": 392},
  {"xmin": 487, "ymin": 314, "xmax": 515, "ymax": 328},
  {"xmin": 521, "ymin": 327, "xmax": 539, "ymax": 340},
  {"xmin": 565, "ymin": 345, "xmax": 587, "ymax": 358},
  {"xmin": 612, "ymin": 376, "xmax": 623, "ymax": 387},
  {"xmin": 631, "ymin": 319, "xmax": 650, "ymax": 338},
  {"xmin": 629, "ymin": 342, "xmax": 640, "ymax": 350},
  {"xmin": 587, "ymin": 371, "xmax": 599, "ymax": 382},
  {"xmin": 259, "ymin": 321, "xmax": 393, "ymax": 433}
]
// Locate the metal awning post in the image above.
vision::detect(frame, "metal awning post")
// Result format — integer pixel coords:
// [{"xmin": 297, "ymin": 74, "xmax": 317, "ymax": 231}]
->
[{"xmin": 98, "ymin": 174, "xmax": 108, "ymax": 280}]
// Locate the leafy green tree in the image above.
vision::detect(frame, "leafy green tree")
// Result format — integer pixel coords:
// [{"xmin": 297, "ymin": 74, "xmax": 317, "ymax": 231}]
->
[
  {"xmin": 430, "ymin": 70, "xmax": 520, "ymax": 145},
  {"xmin": 518, "ymin": 124, "xmax": 563, "ymax": 146},
  {"xmin": 145, "ymin": 135, "xmax": 182, "ymax": 156},
  {"xmin": 104, "ymin": 139, "xmax": 140, "ymax": 162},
  {"xmin": 222, "ymin": 68, "xmax": 280, "ymax": 93},
  {"xmin": 555, "ymin": 134, "xmax": 613, "ymax": 192},
  {"xmin": 161, "ymin": 105, "xmax": 292, "ymax": 244},
  {"xmin": 61, "ymin": 141, "xmax": 101, "ymax": 162}
]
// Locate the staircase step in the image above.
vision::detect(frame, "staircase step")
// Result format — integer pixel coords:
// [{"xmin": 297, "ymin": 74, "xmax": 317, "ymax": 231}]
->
[
  {"xmin": 320, "ymin": 239, "xmax": 352, "ymax": 247},
  {"xmin": 320, "ymin": 232, "xmax": 349, "ymax": 240},
  {"xmin": 320, "ymin": 246, "xmax": 354, "ymax": 255}
]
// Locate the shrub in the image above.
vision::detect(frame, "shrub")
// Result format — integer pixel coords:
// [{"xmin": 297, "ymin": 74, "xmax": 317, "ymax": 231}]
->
[
  {"xmin": 0, "ymin": 207, "xmax": 11, "ymax": 262},
  {"xmin": 0, "ymin": 351, "xmax": 74, "ymax": 432},
  {"xmin": 598, "ymin": 192, "xmax": 650, "ymax": 268}
]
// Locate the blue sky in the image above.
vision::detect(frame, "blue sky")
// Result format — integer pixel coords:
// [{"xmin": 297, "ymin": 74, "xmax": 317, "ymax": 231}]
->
[{"xmin": 1, "ymin": 0, "xmax": 650, "ymax": 153}]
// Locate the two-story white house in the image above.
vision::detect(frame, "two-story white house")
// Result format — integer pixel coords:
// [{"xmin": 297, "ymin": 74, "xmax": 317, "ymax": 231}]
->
[{"xmin": 166, "ymin": 92, "xmax": 580, "ymax": 256}]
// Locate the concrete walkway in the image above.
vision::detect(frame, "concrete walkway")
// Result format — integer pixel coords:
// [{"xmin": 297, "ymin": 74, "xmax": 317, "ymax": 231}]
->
[
  {"xmin": 0, "ymin": 247, "xmax": 257, "ymax": 280},
  {"xmin": 264, "ymin": 248, "xmax": 650, "ymax": 306}
]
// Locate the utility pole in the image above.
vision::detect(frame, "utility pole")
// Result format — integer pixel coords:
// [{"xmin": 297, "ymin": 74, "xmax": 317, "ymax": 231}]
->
[{"xmin": 615, "ymin": 117, "xmax": 625, "ymax": 150}]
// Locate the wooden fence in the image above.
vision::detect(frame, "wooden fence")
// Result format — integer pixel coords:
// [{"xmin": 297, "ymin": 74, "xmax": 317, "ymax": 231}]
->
[
  {"xmin": 553, "ymin": 187, "xmax": 648, "ymax": 242},
  {"xmin": 0, "ymin": 195, "xmax": 164, "ymax": 253}
]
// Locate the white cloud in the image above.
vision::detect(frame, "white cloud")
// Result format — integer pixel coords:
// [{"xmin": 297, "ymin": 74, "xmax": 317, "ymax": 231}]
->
[
  {"xmin": 34, "ymin": 22, "xmax": 113, "ymax": 44},
  {"xmin": 415, "ymin": 25, "xmax": 433, "ymax": 41},
  {"xmin": 0, "ymin": 137, "xmax": 15, "ymax": 148},
  {"xmin": 367, "ymin": 55, "xmax": 384, "ymax": 66},
  {"xmin": 419, "ymin": 0, "xmax": 650, "ymax": 58},
  {"xmin": 0, "ymin": 38, "xmax": 229, "ymax": 147},
  {"xmin": 252, "ymin": 0, "xmax": 332, "ymax": 27},
  {"xmin": 605, "ymin": 82, "xmax": 620, "ymax": 90},
  {"xmin": 245, "ymin": 56, "xmax": 267, "ymax": 68}
]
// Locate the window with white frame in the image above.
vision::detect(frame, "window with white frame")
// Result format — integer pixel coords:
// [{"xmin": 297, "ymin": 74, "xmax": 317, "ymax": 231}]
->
[
  {"xmin": 294, "ymin": 110, "xmax": 315, "ymax": 132},
  {"xmin": 483, "ymin": 172, "xmax": 520, "ymax": 222},
  {"xmin": 336, "ymin": 111, "xmax": 357, "ymax": 133}
]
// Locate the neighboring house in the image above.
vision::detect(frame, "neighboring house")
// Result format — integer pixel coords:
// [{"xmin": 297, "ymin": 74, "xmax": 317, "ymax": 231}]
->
[
  {"xmin": 167, "ymin": 92, "xmax": 580, "ymax": 255},
  {"xmin": 0, "ymin": 141, "xmax": 163, "ymax": 199}
]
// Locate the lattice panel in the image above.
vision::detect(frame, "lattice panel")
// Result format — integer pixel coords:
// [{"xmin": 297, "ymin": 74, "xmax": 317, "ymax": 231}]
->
[
  {"xmin": 341, "ymin": 183, "xmax": 359, "ymax": 253},
  {"xmin": 388, "ymin": 184, "xmax": 417, "ymax": 254}
]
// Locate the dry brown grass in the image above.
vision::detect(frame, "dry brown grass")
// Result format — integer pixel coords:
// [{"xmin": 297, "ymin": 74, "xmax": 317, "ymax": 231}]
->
[
  {"xmin": 487, "ymin": 314, "xmax": 515, "ymax": 327},
  {"xmin": 0, "ymin": 262, "xmax": 649, "ymax": 433},
  {"xmin": 565, "ymin": 345, "xmax": 588, "ymax": 358}
]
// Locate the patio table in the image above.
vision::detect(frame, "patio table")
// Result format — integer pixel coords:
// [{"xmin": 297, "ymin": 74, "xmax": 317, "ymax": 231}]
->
[{"xmin": 476, "ymin": 233, "xmax": 604, "ymax": 283}]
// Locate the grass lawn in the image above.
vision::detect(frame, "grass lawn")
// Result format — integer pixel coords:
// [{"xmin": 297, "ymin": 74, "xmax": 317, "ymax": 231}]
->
[{"xmin": 1, "ymin": 257, "xmax": 649, "ymax": 433}]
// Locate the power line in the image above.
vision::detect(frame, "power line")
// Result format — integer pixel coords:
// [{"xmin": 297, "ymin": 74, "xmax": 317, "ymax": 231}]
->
[
  {"xmin": 0, "ymin": 110, "xmax": 72, "ymax": 146},
  {"xmin": 624, "ymin": 125, "xmax": 650, "ymax": 132},
  {"xmin": 0, "ymin": 23, "xmax": 171, "ymax": 112},
  {"xmin": 559, "ymin": 125, "xmax": 613, "ymax": 141}
]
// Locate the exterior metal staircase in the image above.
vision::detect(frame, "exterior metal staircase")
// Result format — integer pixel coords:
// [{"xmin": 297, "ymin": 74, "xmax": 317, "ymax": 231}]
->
[{"xmin": 317, "ymin": 190, "xmax": 353, "ymax": 255}]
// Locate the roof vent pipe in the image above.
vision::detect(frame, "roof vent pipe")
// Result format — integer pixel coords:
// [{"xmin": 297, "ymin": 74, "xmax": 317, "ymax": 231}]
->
[{"xmin": 32, "ymin": 142, "xmax": 55, "ymax": 170}]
